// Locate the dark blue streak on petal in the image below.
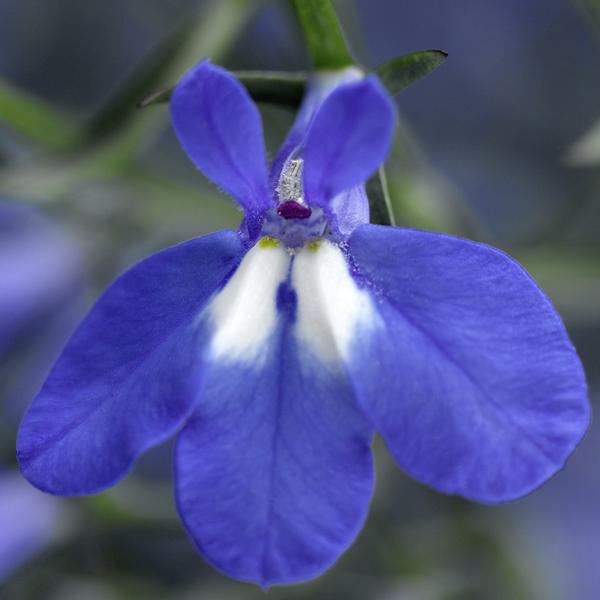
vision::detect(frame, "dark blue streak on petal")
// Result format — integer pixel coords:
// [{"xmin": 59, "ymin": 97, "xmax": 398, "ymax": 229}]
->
[
  {"xmin": 275, "ymin": 280, "xmax": 297, "ymax": 320},
  {"xmin": 175, "ymin": 285, "xmax": 373, "ymax": 586}
]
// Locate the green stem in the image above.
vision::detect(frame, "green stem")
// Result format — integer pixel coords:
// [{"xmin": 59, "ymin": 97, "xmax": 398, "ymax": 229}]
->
[
  {"xmin": 367, "ymin": 167, "xmax": 396, "ymax": 226},
  {"xmin": 291, "ymin": 0, "xmax": 354, "ymax": 70}
]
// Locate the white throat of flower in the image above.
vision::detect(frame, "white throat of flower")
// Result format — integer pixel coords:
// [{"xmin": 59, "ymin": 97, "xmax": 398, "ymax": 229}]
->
[{"xmin": 204, "ymin": 239, "xmax": 378, "ymax": 366}]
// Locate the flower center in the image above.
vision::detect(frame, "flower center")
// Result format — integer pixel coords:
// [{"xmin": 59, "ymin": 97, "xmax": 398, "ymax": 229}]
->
[{"xmin": 260, "ymin": 157, "xmax": 328, "ymax": 248}]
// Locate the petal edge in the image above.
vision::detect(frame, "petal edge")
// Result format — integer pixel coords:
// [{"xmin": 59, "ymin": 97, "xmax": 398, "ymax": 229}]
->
[
  {"xmin": 17, "ymin": 230, "xmax": 246, "ymax": 495},
  {"xmin": 346, "ymin": 224, "xmax": 589, "ymax": 503}
]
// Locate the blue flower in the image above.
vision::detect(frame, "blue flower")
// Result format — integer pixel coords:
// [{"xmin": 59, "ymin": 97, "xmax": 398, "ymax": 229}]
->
[
  {"xmin": 0, "ymin": 202, "xmax": 77, "ymax": 581},
  {"xmin": 0, "ymin": 471, "xmax": 65, "ymax": 582},
  {"xmin": 1, "ymin": 200, "xmax": 82, "ymax": 418},
  {"xmin": 17, "ymin": 60, "xmax": 589, "ymax": 587},
  {"xmin": 0, "ymin": 201, "xmax": 81, "ymax": 360}
]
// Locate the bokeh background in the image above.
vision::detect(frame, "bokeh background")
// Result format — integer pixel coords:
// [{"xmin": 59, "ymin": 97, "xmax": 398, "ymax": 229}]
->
[{"xmin": 1, "ymin": 0, "xmax": 599, "ymax": 598}]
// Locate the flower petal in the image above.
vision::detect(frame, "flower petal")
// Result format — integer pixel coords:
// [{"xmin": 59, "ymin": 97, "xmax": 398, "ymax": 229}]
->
[
  {"xmin": 329, "ymin": 184, "xmax": 370, "ymax": 236},
  {"xmin": 174, "ymin": 241, "xmax": 373, "ymax": 587},
  {"xmin": 17, "ymin": 231, "xmax": 245, "ymax": 495},
  {"xmin": 302, "ymin": 76, "xmax": 396, "ymax": 207},
  {"xmin": 171, "ymin": 61, "xmax": 272, "ymax": 218},
  {"xmin": 269, "ymin": 67, "xmax": 363, "ymax": 190},
  {"xmin": 346, "ymin": 224, "xmax": 589, "ymax": 503}
]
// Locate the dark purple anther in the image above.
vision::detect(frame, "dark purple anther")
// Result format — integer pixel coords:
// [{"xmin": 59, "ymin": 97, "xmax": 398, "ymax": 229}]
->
[{"xmin": 277, "ymin": 200, "xmax": 312, "ymax": 220}]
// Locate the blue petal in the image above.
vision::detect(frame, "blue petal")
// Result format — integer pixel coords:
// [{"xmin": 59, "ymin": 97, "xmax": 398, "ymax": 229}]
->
[
  {"xmin": 174, "ymin": 281, "xmax": 373, "ymax": 587},
  {"xmin": 17, "ymin": 231, "xmax": 245, "ymax": 495},
  {"xmin": 269, "ymin": 69, "xmax": 370, "ymax": 236},
  {"xmin": 329, "ymin": 184, "xmax": 370, "ymax": 237},
  {"xmin": 346, "ymin": 224, "xmax": 589, "ymax": 503},
  {"xmin": 302, "ymin": 76, "xmax": 396, "ymax": 207},
  {"xmin": 171, "ymin": 61, "xmax": 272, "ymax": 219},
  {"xmin": 0, "ymin": 471, "xmax": 63, "ymax": 581},
  {"xmin": 269, "ymin": 67, "xmax": 362, "ymax": 190}
]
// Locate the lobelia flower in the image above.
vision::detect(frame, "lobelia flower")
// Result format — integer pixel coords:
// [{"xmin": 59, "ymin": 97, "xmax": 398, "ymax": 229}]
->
[
  {"xmin": 0, "ymin": 201, "xmax": 81, "ymax": 360},
  {"xmin": 16, "ymin": 60, "xmax": 589, "ymax": 587},
  {"xmin": 0, "ymin": 200, "xmax": 82, "ymax": 419},
  {"xmin": 0, "ymin": 471, "xmax": 65, "ymax": 582},
  {"xmin": 0, "ymin": 202, "xmax": 77, "ymax": 581}
]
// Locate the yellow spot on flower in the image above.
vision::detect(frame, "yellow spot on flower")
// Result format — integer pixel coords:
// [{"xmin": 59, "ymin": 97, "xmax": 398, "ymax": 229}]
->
[
  {"xmin": 306, "ymin": 239, "xmax": 322, "ymax": 253},
  {"xmin": 258, "ymin": 236, "xmax": 281, "ymax": 249}
]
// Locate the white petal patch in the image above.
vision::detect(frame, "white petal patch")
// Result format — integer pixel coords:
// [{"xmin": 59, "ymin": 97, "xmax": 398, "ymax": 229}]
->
[
  {"xmin": 292, "ymin": 241, "xmax": 378, "ymax": 364},
  {"xmin": 207, "ymin": 240, "xmax": 290, "ymax": 362}
]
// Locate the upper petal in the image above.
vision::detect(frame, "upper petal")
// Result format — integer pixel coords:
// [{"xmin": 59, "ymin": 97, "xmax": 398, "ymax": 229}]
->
[
  {"xmin": 329, "ymin": 184, "xmax": 370, "ymax": 237},
  {"xmin": 174, "ymin": 240, "xmax": 374, "ymax": 587},
  {"xmin": 302, "ymin": 76, "xmax": 396, "ymax": 207},
  {"xmin": 17, "ymin": 230, "xmax": 245, "ymax": 495},
  {"xmin": 345, "ymin": 224, "xmax": 590, "ymax": 503},
  {"xmin": 269, "ymin": 67, "xmax": 363, "ymax": 190},
  {"xmin": 171, "ymin": 61, "xmax": 272, "ymax": 218}
]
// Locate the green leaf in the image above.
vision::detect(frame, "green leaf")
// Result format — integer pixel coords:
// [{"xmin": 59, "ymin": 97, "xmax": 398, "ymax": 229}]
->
[
  {"xmin": 236, "ymin": 71, "xmax": 307, "ymax": 107},
  {"xmin": 138, "ymin": 71, "xmax": 308, "ymax": 109},
  {"xmin": 0, "ymin": 0, "xmax": 256, "ymax": 201},
  {"xmin": 577, "ymin": 0, "xmax": 600, "ymax": 31},
  {"xmin": 376, "ymin": 50, "xmax": 448, "ymax": 96},
  {"xmin": 136, "ymin": 87, "xmax": 173, "ymax": 108},
  {"xmin": 291, "ymin": 0, "xmax": 354, "ymax": 70},
  {"xmin": 88, "ymin": 0, "xmax": 257, "ymax": 141},
  {"xmin": 85, "ymin": 22, "xmax": 200, "ymax": 140},
  {"xmin": 137, "ymin": 47, "xmax": 448, "ymax": 110},
  {"xmin": 366, "ymin": 166, "xmax": 396, "ymax": 226},
  {"xmin": 0, "ymin": 77, "xmax": 82, "ymax": 150},
  {"xmin": 565, "ymin": 116, "xmax": 600, "ymax": 166},
  {"xmin": 517, "ymin": 246, "xmax": 600, "ymax": 323}
]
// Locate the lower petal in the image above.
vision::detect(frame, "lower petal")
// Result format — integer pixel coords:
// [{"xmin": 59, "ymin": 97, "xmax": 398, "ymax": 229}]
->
[
  {"xmin": 175, "ymin": 247, "xmax": 373, "ymax": 586},
  {"xmin": 346, "ymin": 224, "xmax": 589, "ymax": 503},
  {"xmin": 17, "ymin": 230, "xmax": 245, "ymax": 495}
]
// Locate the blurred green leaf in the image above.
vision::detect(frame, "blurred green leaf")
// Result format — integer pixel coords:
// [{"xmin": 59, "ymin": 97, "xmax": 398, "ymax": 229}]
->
[
  {"xmin": 519, "ymin": 247, "xmax": 600, "ymax": 279},
  {"xmin": 383, "ymin": 131, "xmax": 485, "ymax": 238},
  {"xmin": 576, "ymin": 0, "xmax": 600, "ymax": 30},
  {"xmin": 85, "ymin": 479, "xmax": 181, "ymax": 526},
  {"xmin": 85, "ymin": 493, "xmax": 138, "ymax": 525},
  {"xmin": 89, "ymin": 0, "xmax": 258, "ymax": 143},
  {"xmin": 101, "ymin": 0, "xmax": 258, "ymax": 155},
  {"xmin": 85, "ymin": 22, "xmax": 200, "ymax": 140},
  {"xmin": 376, "ymin": 50, "xmax": 448, "ymax": 96},
  {"xmin": 565, "ymin": 116, "xmax": 600, "ymax": 166},
  {"xmin": 518, "ymin": 246, "xmax": 600, "ymax": 323},
  {"xmin": 136, "ymin": 87, "xmax": 173, "ymax": 108},
  {"xmin": 140, "ymin": 47, "xmax": 448, "ymax": 109},
  {"xmin": 367, "ymin": 167, "xmax": 396, "ymax": 226},
  {"xmin": 0, "ymin": 78, "xmax": 82, "ymax": 150},
  {"xmin": 0, "ymin": 0, "xmax": 257, "ymax": 201},
  {"xmin": 292, "ymin": 0, "xmax": 354, "ymax": 70},
  {"xmin": 138, "ymin": 70, "xmax": 308, "ymax": 109}
]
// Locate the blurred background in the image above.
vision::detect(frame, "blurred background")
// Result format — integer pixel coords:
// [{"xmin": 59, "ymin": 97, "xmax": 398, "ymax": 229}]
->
[{"xmin": 0, "ymin": 0, "xmax": 599, "ymax": 598}]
